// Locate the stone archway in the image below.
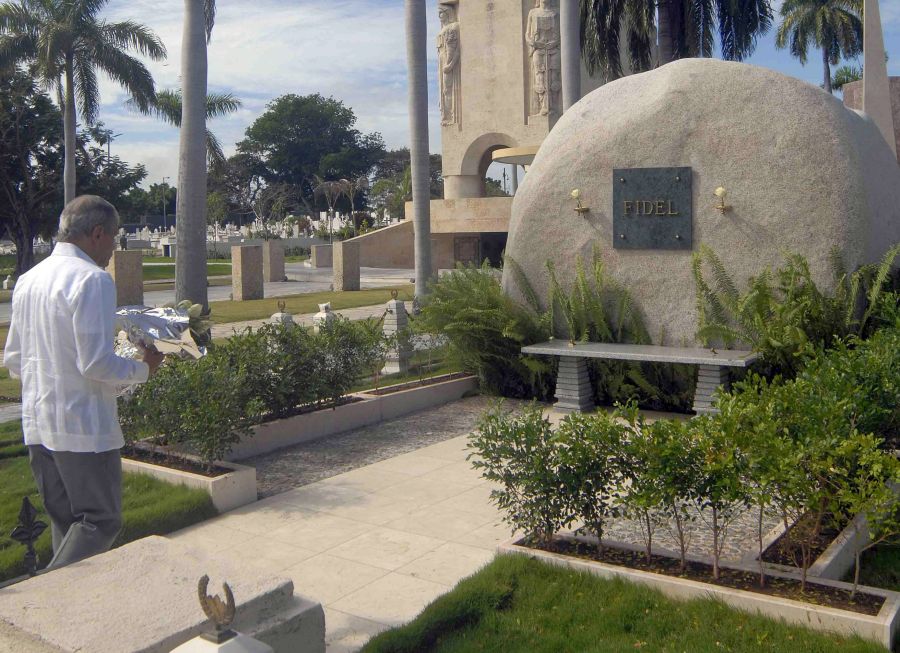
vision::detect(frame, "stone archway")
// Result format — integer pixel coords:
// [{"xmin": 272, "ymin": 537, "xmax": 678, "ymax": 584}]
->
[{"xmin": 445, "ymin": 132, "xmax": 519, "ymax": 199}]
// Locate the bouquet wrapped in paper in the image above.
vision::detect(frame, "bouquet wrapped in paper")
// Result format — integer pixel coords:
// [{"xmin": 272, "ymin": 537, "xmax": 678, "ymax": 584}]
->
[{"xmin": 114, "ymin": 301, "xmax": 212, "ymax": 361}]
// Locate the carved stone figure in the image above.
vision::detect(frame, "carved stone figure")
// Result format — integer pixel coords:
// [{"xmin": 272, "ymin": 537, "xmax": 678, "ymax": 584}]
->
[
  {"xmin": 526, "ymin": 0, "xmax": 561, "ymax": 117},
  {"xmin": 437, "ymin": 1, "xmax": 461, "ymax": 126}
]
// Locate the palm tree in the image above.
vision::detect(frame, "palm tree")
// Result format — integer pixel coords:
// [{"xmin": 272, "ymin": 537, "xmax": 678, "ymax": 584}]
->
[
  {"xmin": 0, "ymin": 0, "xmax": 166, "ymax": 204},
  {"xmin": 775, "ymin": 0, "xmax": 862, "ymax": 93},
  {"xmin": 313, "ymin": 176, "xmax": 342, "ymax": 243},
  {"xmin": 405, "ymin": 0, "xmax": 431, "ymax": 299},
  {"xmin": 128, "ymin": 88, "xmax": 240, "ymax": 167},
  {"xmin": 175, "ymin": 0, "xmax": 215, "ymax": 307},
  {"xmin": 338, "ymin": 175, "xmax": 369, "ymax": 237},
  {"xmin": 831, "ymin": 63, "xmax": 862, "ymax": 90},
  {"xmin": 579, "ymin": 0, "xmax": 772, "ymax": 80}
]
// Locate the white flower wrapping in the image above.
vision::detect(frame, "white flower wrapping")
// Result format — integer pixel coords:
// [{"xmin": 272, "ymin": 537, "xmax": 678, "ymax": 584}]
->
[{"xmin": 114, "ymin": 302, "xmax": 210, "ymax": 362}]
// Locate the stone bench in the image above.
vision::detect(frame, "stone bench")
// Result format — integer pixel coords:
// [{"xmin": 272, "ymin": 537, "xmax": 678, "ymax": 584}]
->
[{"xmin": 521, "ymin": 341, "xmax": 758, "ymax": 414}]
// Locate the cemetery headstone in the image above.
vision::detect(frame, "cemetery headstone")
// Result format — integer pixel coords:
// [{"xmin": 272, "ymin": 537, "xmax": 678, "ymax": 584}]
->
[{"xmin": 262, "ymin": 241, "xmax": 286, "ymax": 282}]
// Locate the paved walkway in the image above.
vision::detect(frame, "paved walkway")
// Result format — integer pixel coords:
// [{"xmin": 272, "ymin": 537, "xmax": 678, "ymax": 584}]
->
[{"xmin": 168, "ymin": 426, "xmax": 515, "ymax": 652}]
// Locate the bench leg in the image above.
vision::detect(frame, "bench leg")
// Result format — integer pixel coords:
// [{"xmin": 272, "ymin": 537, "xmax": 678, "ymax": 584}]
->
[
  {"xmin": 554, "ymin": 357, "xmax": 595, "ymax": 413},
  {"xmin": 693, "ymin": 365, "xmax": 730, "ymax": 415}
]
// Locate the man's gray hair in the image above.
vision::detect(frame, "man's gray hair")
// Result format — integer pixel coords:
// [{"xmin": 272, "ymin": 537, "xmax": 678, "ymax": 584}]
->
[{"xmin": 57, "ymin": 195, "xmax": 120, "ymax": 242}]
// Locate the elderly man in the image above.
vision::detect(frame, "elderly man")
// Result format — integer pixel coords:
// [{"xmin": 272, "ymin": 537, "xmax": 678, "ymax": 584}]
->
[{"xmin": 3, "ymin": 196, "xmax": 164, "ymax": 570}]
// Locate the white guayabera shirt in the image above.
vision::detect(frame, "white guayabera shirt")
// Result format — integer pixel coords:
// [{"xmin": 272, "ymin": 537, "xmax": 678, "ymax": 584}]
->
[{"xmin": 3, "ymin": 243, "xmax": 149, "ymax": 453}]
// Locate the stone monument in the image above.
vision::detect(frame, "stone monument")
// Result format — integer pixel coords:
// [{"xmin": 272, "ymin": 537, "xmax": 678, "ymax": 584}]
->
[
  {"xmin": 333, "ymin": 240, "xmax": 361, "ymax": 291},
  {"xmin": 382, "ymin": 292, "xmax": 412, "ymax": 375},
  {"xmin": 262, "ymin": 240, "xmax": 286, "ymax": 283},
  {"xmin": 502, "ymin": 59, "xmax": 900, "ymax": 345}
]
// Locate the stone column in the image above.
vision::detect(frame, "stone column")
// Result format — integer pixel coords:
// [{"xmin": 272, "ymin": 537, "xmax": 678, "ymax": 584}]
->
[
  {"xmin": 262, "ymin": 240, "xmax": 286, "ymax": 282},
  {"xmin": 382, "ymin": 296, "xmax": 412, "ymax": 375},
  {"xmin": 509, "ymin": 165, "xmax": 518, "ymax": 195},
  {"xmin": 692, "ymin": 365, "xmax": 730, "ymax": 415},
  {"xmin": 105, "ymin": 251, "xmax": 144, "ymax": 307},
  {"xmin": 864, "ymin": 0, "xmax": 897, "ymax": 157},
  {"xmin": 333, "ymin": 240, "xmax": 360, "ymax": 291},
  {"xmin": 560, "ymin": 0, "xmax": 582, "ymax": 111},
  {"xmin": 231, "ymin": 245, "xmax": 264, "ymax": 301},
  {"xmin": 310, "ymin": 244, "xmax": 333, "ymax": 268}
]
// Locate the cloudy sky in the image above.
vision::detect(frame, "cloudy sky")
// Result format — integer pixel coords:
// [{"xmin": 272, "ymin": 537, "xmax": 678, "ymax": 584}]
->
[{"xmin": 99, "ymin": 0, "xmax": 900, "ymax": 187}]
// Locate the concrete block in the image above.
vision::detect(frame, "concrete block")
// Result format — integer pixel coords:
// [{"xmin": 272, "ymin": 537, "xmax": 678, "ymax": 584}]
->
[
  {"xmin": 262, "ymin": 241, "xmax": 286, "ymax": 282},
  {"xmin": 333, "ymin": 241, "xmax": 360, "ymax": 292},
  {"xmin": 0, "ymin": 537, "xmax": 325, "ymax": 653},
  {"xmin": 310, "ymin": 245, "xmax": 332, "ymax": 268},
  {"xmin": 232, "ymin": 245, "xmax": 264, "ymax": 301},
  {"xmin": 105, "ymin": 250, "xmax": 143, "ymax": 307}
]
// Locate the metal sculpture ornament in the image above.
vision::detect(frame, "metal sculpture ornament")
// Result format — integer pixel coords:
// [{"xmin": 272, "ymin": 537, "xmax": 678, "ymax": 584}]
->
[{"xmin": 198, "ymin": 574, "xmax": 237, "ymax": 643}]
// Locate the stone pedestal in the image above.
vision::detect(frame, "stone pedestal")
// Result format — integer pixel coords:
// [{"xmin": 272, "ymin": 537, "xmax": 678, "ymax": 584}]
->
[
  {"xmin": 105, "ymin": 250, "xmax": 143, "ymax": 307},
  {"xmin": 554, "ymin": 357, "xmax": 594, "ymax": 412},
  {"xmin": 262, "ymin": 241, "xmax": 285, "ymax": 282},
  {"xmin": 232, "ymin": 245, "xmax": 264, "ymax": 302},
  {"xmin": 312, "ymin": 303, "xmax": 335, "ymax": 334},
  {"xmin": 171, "ymin": 632, "xmax": 274, "ymax": 652},
  {"xmin": 0, "ymin": 537, "xmax": 325, "ymax": 653},
  {"xmin": 310, "ymin": 245, "xmax": 332, "ymax": 268},
  {"xmin": 692, "ymin": 365, "xmax": 731, "ymax": 415},
  {"xmin": 333, "ymin": 241, "xmax": 360, "ymax": 291},
  {"xmin": 382, "ymin": 298, "xmax": 412, "ymax": 375}
]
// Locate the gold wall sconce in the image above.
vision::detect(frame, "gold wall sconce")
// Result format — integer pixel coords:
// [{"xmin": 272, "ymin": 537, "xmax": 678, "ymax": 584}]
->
[
  {"xmin": 714, "ymin": 187, "xmax": 732, "ymax": 214},
  {"xmin": 571, "ymin": 189, "xmax": 590, "ymax": 216}
]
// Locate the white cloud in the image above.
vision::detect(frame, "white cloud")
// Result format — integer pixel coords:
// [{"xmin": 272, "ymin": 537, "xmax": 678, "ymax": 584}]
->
[{"xmin": 97, "ymin": 0, "xmax": 442, "ymax": 186}]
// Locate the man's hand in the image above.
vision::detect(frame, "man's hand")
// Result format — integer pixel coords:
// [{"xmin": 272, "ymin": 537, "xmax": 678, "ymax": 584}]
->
[{"xmin": 140, "ymin": 345, "xmax": 165, "ymax": 376}]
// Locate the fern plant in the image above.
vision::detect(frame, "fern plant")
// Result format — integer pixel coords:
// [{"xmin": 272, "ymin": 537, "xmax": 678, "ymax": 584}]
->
[{"xmin": 693, "ymin": 243, "xmax": 900, "ymax": 378}]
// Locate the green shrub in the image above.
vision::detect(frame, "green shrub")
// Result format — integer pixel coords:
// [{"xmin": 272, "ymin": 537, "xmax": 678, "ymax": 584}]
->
[
  {"xmin": 120, "ymin": 318, "xmax": 387, "ymax": 467},
  {"xmin": 469, "ymin": 404, "xmax": 568, "ymax": 546}
]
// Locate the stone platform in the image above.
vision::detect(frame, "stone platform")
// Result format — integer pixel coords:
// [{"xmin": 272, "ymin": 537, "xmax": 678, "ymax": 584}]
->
[{"xmin": 0, "ymin": 537, "xmax": 324, "ymax": 653}]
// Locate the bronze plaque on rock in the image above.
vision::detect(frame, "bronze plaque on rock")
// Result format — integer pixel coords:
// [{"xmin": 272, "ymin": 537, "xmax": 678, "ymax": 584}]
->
[{"xmin": 613, "ymin": 167, "xmax": 692, "ymax": 250}]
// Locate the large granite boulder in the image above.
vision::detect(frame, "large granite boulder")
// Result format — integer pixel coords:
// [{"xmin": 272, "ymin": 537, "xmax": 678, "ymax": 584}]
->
[{"xmin": 502, "ymin": 58, "xmax": 900, "ymax": 345}]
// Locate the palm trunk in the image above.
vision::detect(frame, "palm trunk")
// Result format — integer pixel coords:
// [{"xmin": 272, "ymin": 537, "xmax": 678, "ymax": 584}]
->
[
  {"xmin": 176, "ymin": 0, "xmax": 209, "ymax": 308},
  {"xmin": 405, "ymin": 0, "xmax": 432, "ymax": 298},
  {"xmin": 63, "ymin": 56, "xmax": 77, "ymax": 205},
  {"xmin": 823, "ymin": 47, "xmax": 832, "ymax": 93},
  {"xmin": 657, "ymin": 0, "xmax": 674, "ymax": 65}
]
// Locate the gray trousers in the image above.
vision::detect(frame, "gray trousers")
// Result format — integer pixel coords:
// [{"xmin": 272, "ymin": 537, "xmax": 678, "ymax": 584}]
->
[{"xmin": 27, "ymin": 445, "xmax": 122, "ymax": 570}]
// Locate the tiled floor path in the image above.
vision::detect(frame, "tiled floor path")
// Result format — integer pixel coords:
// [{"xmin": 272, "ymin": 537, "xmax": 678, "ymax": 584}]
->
[{"xmin": 168, "ymin": 433, "xmax": 514, "ymax": 652}]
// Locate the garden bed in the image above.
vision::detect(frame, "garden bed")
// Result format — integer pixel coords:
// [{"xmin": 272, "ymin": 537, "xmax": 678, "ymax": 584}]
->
[
  {"xmin": 500, "ymin": 535, "xmax": 900, "ymax": 649},
  {"xmin": 223, "ymin": 373, "xmax": 477, "ymax": 461},
  {"xmin": 362, "ymin": 372, "xmax": 470, "ymax": 396},
  {"xmin": 121, "ymin": 449, "xmax": 256, "ymax": 513}
]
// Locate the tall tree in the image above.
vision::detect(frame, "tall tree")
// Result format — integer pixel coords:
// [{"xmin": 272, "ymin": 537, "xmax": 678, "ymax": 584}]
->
[
  {"xmin": 0, "ymin": 68, "xmax": 61, "ymax": 274},
  {"xmin": 579, "ymin": 0, "xmax": 772, "ymax": 80},
  {"xmin": 775, "ymin": 0, "xmax": 862, "ymax": 93},
  {"xmin": 0, "ymin": 0, "xmax": 166, "ymax": 204},
  {"xmin": 405, "ymin": 0, "xmax": 431, "ymax": 299},
  {"xmin": 128, "ymin": 87, "xmax": 240, "ymax": 167},
  {"xmin": 175, "ymin": 0, "xmax": 215, "ymax": 306},
  {"xmin": 236, "ymin": 94, "xmax": 385, "ymax": 216}
]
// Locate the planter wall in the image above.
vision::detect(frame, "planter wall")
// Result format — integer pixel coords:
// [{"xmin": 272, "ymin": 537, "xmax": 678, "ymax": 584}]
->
[
  {"xmin": 122, "ymin": 455, "xmax": 257, "ymax": 513},
  {"xmin": 499, "ymin": 537, "xmax": 900, "ymax": 650},
  {"xmin": 224, "ymin": 374, "xmax": 477, "ymax": 461}
]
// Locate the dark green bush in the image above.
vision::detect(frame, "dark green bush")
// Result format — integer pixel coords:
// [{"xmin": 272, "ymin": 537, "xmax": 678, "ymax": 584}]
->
[{"xmin": 119, "ymin": 318, "xmax": 387, "ymax": 466}]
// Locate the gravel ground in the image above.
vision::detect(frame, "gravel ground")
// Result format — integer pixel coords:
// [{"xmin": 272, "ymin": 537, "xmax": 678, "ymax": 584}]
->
[{"xmin": 247, "ymin": 396, "xmax": 530, "ymax": 498}]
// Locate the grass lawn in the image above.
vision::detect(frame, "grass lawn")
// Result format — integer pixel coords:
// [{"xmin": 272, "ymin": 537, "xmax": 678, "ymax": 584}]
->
[
  {"xmin": 142, "ymin": 262, "xmax": 232, "ymax": 282},
  {"xmin": 0, "ymin": 447, "xmax": 216, "ymax": 582},
  {"xmin": 363, "ymin": 555, "xmax": 886, "ymax": 653},
  {"xmin": 285, "ymin": 255, "xmax": 309, "ymax": 263},
  {"xmin": 208, "ymin": 285, "xmax": 414, "ymax": 324},
  {"xmin": 853, "ymin": 544, "xmax": 900, "ymax": 593},
  {"xmin": 0, "ymin": 367, "xmax": 21, "ymax": 402}
]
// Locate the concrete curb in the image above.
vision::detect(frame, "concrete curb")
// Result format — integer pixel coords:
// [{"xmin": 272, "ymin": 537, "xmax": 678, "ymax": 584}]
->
[
  {"xmin": 224, "ymin": 374, "xmax": 478, "ymax": 461},
  {"xmin": 122, "ymin": 455, "xmax": 257, "ymax": 513}
]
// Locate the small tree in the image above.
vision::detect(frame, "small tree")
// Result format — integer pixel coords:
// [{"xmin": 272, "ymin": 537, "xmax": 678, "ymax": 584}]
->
[
  {"xmin": 554, "ymin": 411, "xmax": 624, "ymax": 554},
  {"xmin": 469, "ymin": 404, "xmax": 568, "ymax": 546}
]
